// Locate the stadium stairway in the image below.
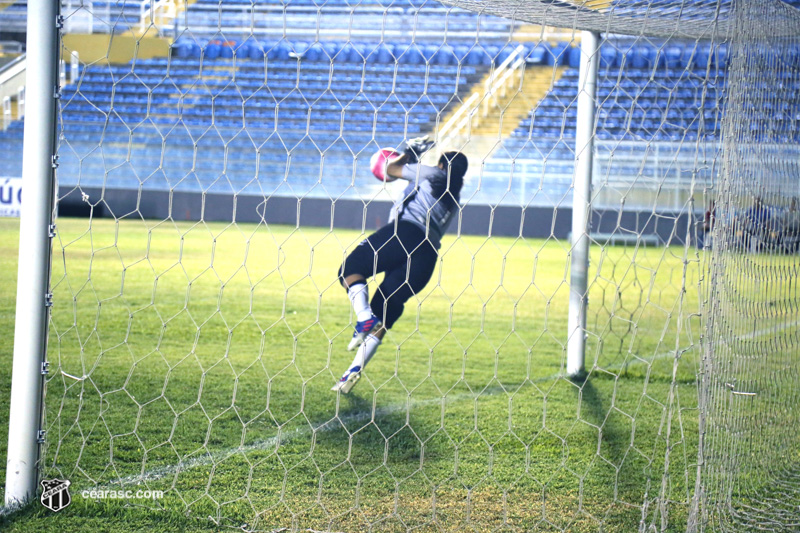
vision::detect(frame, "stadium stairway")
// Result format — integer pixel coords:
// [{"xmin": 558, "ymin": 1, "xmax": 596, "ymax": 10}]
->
[
  {"xmin": 462, "ymin": 64, "xmax": 568, "ymax": 160},
  {"xmin": 435, "ymin": 43, "xmax": 571, "ymax": 161},
  {"xmin": 129, "ymin": 0, "xmax": 198, "ymax": 37}
]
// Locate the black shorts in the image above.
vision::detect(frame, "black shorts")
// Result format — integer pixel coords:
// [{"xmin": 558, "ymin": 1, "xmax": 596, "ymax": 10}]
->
[{"xmin": 338, "ymin": 221, "xmax": 438, "ymax": 329}]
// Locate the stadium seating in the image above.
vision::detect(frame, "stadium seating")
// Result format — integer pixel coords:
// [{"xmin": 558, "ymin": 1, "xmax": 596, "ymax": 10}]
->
[
  {"xmin": 0, "ymin": 36, "xmax": 586, "ymax": 202},
  {"xmin": 2, "ymin": 18, "xmax": 798, "ymax": 207},
  {"xmin": 500, "ymin": 41, "xmax": 739, "ymax": 152},
  {"xmin": 500, "ymin": 40, "xmax": 800, "ymax": 154},
  {"xmin": 0, "ymin": 38, "xmax": 499, "ymax": 198},
  {"xmin": 496, "ymin": 39, "xmax": 800, "ymax": 153},
  {"xmin": 481, "ymin": 40, "xmax": 800, "ymax": 204}
]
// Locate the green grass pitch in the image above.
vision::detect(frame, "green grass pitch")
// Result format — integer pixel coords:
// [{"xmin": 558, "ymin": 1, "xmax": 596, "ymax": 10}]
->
[{"xmin": 0, "ymin": 216, "xmax": 705, "ymax": 532}]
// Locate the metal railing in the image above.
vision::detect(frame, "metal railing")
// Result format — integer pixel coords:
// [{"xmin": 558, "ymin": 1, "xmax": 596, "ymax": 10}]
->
[
  {"xmin": 436, "ymin": 93, "xmax": 480, "ymax": 145},
  {"xmin": 0, "ymin": 50, "xmax": 82, "ymax": 130},
  {"xmin": 479, "ymin": 139, "xmax": 729, "ymax": 209},
  {"xmin": 139, "ymin": 0, "xmax": 179, "ymax": 34},
  {"xmin": 172, "ymin": 3, "xmax": 518, "ymax": 41},
  {"xmin": 1, "ymin": 1, "xmax": 543, "ymax": 41},
  {"xmin": 0, "ymin": 41, "xmax": 24, "ymax": 55},
  {"xmin": 0, "ymin": 54, "xmax": 26, "ymax": 79},
  {"xmin": 480, "ymin": 45, "xmax": 527, "ymax": 122},
  {"xmin": 0, "ymin": 54, "xmax": 27, "ymax": 130},
  {"xmin": 436, "ymin": 44, "xmax": 527, "ymax": 147}
]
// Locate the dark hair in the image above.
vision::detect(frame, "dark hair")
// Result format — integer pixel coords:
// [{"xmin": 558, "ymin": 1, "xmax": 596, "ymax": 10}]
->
[{"xmin": 438, "ymin": 151, "xmax": 468, "ymax": 195}]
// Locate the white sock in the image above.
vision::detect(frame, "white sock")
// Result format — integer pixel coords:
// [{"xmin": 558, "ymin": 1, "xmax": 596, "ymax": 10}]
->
[
  {"xmin": 347, "ymin": 282, "xmax": 373, "ymax": 322},
  {"xmin": 349, "ymin": 334, "xmax": 382, "ymax": 371}
]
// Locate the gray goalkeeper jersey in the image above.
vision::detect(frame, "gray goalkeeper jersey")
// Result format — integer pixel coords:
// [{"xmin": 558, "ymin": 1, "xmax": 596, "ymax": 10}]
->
[{"xmin": 388, "ymin": 163, "xmax": 460, "ymax": 248}]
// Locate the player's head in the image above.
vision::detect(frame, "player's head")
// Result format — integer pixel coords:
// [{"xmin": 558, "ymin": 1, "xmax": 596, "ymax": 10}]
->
[{"xmin": 437, "ymin": 151, "xmax": 468, "ymax": 193}]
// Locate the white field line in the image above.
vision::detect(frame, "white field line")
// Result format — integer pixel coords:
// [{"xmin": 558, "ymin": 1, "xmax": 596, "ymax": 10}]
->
[
  {"xmin": 737, "ymin": 317, "xmax": 800, "ymax": 340},
  {"xmin": 97, "ymin": 348, "xmax": 682, "ymax": 489}
]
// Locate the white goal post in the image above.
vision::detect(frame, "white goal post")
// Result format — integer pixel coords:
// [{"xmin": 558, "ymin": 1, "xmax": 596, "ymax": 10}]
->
[
  {"xmin": 567, "ymin": 30, "xmax": 600, "ymax": 378},
  {"xmin": 5, "ymin": 0, "xmax": 59, "ymax": 507}
]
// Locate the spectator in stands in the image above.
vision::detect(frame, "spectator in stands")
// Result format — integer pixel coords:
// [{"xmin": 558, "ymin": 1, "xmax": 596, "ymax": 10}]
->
[
  {"xmin": 779, "ymin": 197, "xmax": 800, "ymax": 253},
  {"xmin": 703, "ymin": 200, "xmax": 716, "ymax": 249},
  {"xmin": 740, "ymin": 196, "xmax": 773, "ymax": 252},
  {"xmin": 332, "ymin": 139, "xmax": 469, "ymax": 394}
]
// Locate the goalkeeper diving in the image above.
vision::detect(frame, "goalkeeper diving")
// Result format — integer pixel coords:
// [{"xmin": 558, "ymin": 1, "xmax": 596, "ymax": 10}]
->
[{"xmin": 332, "ymin": 136, "xmax": 468, "ymax": 393}]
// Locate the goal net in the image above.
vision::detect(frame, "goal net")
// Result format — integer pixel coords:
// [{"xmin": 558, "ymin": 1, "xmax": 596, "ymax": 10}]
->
[{"xmin": 28, "ymin": 0, "xmax": 800, "ymax": 530}]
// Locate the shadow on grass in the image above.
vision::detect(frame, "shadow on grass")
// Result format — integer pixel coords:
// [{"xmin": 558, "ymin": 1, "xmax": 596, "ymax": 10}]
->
[{"xmin": 572, "ymin": 375, "xmax": 627, "ymax": 470}]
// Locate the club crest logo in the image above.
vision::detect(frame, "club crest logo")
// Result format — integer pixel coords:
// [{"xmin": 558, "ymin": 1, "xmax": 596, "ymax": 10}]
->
[{"xmin": 40, "ymin": 478, "xmax": 71, "ymax": 512}]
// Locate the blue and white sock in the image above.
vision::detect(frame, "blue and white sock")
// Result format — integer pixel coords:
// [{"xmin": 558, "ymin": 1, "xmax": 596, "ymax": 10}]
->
[
  {"xmin": 347, "ymin": 282, "xmax": 373, "ymax": 322},
  {"xmin": 349, "ymin": 334, "xmax": 382, "ymax": 371}
]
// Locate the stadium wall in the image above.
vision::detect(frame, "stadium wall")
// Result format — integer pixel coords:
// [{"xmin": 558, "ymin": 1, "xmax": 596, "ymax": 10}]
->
[{"xmin": 58, "ymin": 186, "xmax": 696, "ymax": 245}]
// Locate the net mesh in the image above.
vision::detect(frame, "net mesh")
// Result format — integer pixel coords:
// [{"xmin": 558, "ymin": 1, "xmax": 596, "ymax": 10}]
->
[
  {"xmin": 697, "ymin": 1, "xmax": 800, "ymax": 530},
  {"xmin": 11, "ymin": 0, "xmax": 796, "ymax": 530}
]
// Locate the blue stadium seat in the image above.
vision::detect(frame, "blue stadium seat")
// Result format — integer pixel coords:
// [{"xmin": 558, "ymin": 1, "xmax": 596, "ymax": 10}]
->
[
  {"xmin": 266, "ymin": 41, "xmax": 291, "ymax": 61},
  {"xmin": 291, "ymin": 41, "xmax": 310, "ymax": 60},
  {"xmin": 465, "ymin": 46, "xmax": 486, "ymax": 66},
  {"xmin": 322, "ymin": 41, "xmax": 340, "ymax": 60},
  {"xmin": 496, "ymin": 45, "xmax": 515, "ymax": 65},
  {"xmin": 600, "ymin": 46, "xmax": 617, "ymax": 68},
  {"xmin": 220, "ymin": 42, "xmax": 235, "ymax": 59},
  {"xmin": 631, "ymin": 45, "xmax": 655, "ymax": 69},
  {"xmin": 567, "ymin": 46, "xmax": 581, "ymax": 68},
  {"xmin": 693, "ymin": 45, "xmax": 711, "ymax": 69},
  {"xmin": 353, "ymin": 43, "xmax": 375, "ymax": 63},
  {"xmin": 173, "ymin": 41, "xmax": 192, "ymax": 59},
  {"xmin": 378, "ymin": 43, "xmax": 396, "ymax": 63},
  {"xmin": 399, "ymin": 45, "xmax": 425, "ymax": 64},
  {"xmin": 483, "ymin": 45, "xmax": 501, "ymax": 65},
  {"xmin": 186, "ymin": 42, "xmax": 203, "ymax": 59},
  {"xmin": 205, "ymin": 43, "xmax": 221, "ymax": 59},
  {"xmin": 247, "ymin": 42, "xmax": 264, "ymax": 60},
  {"xmin": 714, "ymin": 44, "xmax": 729, "ymax": 67},
  {"xmin": 663, "ymin": 45, "xmax": 685, "ymax": 68},
  {"xmin": 454, "ymin": 45, "xmax": 470, "ymax": 63},
  {"xmin": 788, "ymin": 44, "xmax": 800, "ymax": 65},
  {"xmin": 309, "ymin": 42, "xmax": 327, "ymax": 62},
  {"xmin": 423, "ymin": 44, "xmax": 439, "ymax": 62},
  {"xmin": 346, "ymin": 42, "xmax": 366, "ymax": 62},
  {"xmin": 432, "ymin": 44, "xmax": 455, "ymax": 65},
  {"xmin": 548, "ymin": 42, "xmax": 571, "ymax": 66}
]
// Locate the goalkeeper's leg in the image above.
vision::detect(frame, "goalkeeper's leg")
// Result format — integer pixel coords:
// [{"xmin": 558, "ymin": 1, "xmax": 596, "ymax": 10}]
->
[
  {"xmin": 337, "ymin": 223, "xmax": 414, "ymax": 351},
  {"xmin": 331, "ymin": 330, "xmax": 385, "ymax": 393},
  {"xmin": 333, "ymin": 238, "xmax": 437, "ymax": 393}
]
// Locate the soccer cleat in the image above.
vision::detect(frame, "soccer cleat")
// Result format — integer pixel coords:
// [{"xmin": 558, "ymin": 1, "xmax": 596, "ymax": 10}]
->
[
  {"xmin": 347, "ymin": 315, "xmax": 382, "ymax": 351},
  {"xmin": 331, "ymin": 365, "xmax": 362, "ymax": 394}
]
